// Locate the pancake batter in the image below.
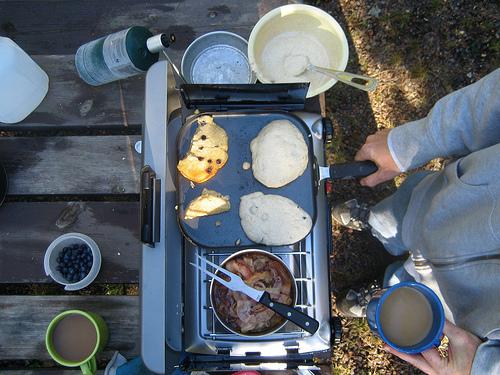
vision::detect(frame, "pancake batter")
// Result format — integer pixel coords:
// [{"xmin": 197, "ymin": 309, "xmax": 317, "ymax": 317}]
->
[{"xmin": 256, "ymin": 32, "xmax": 331, "ymax": 90}]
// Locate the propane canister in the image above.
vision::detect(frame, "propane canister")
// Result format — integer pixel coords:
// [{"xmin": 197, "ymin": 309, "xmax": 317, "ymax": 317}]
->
[{"xmin": 75, "ymin": 26, "xmax": 171, "ymax": 86}]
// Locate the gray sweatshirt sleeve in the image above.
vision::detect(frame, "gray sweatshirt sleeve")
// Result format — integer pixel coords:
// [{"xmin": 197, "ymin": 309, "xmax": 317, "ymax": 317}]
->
[
  {"xmin": 387, "ymin": 69, "xmax": 500, "ymax": 171},
  {"xmin": 471, "ymin": 340, "xmax": 500, "ymax": 375}
]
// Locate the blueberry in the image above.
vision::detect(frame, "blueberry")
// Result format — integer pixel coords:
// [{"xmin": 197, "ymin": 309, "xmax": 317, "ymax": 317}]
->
[
  {"xmin": 69, "ymin": 268, "xmax": 75, "ymax": 275},
  {"xmin": 55, "ymin": 265, "xmax": 61, "ymax": 272},
  {"xmin": 62, "ymin": 247, "xmax": 69, "ymax": 253},
  {"xmin": 80, "ymin": 272, "xmax": 86, "ymax": 279}
]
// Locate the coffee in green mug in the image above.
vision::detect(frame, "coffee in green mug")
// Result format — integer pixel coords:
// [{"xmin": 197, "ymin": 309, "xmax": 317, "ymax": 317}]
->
[{"xmin": 46, "ymin": 310, "xmax": 108, "ymax": 375}]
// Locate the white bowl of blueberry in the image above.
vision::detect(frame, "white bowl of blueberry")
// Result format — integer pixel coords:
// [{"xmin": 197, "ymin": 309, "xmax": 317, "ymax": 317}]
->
[{"xmin": 44, "ymin": 233, "xmax": 101, "ymax": 291}]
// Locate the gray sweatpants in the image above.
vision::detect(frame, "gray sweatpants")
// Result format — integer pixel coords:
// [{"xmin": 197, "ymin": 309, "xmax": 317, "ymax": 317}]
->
[{"xmin": 368, "ymin": 171, "xmax": 432, "ymax": 287}]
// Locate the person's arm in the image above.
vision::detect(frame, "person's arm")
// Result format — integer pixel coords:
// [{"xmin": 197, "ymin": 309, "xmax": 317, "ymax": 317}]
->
[
  {"xmin": 470, "ymin": 339, "xmax": 500, "ymax": 375},
  {"xmin": 385, "ymin": 320, "xmax": 484, "ymax": 375},
  {"xmin": 389, "ymin": 68, "xmax": 500, "ymax": 172},
  {"xmin": 356, "ymin": 69, "xmax": 500, "ymax": 187}
]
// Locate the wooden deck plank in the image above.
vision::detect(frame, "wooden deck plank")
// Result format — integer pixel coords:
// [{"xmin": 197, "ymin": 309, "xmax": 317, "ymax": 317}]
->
[
  {"xmin": 0, "ymin": 296, "xmax": 139, "ymax": 360},
  {"xmin": 0, "ymin": 202, "xmax": 140, "ymax": 283},
  {"xmin": 0, "ymin": 0, "xmax": 291, "ymax": 130},
  {"xmin": 0, "ymin": 55, "xmax": 144, "ymax": 130},
  {"xmin": 0, "ymin": 0, "xmax": 281, "ymax": 56},
  {"xmin": 0, "ymin": 136, "xmax": 141, "ymax": 195}
]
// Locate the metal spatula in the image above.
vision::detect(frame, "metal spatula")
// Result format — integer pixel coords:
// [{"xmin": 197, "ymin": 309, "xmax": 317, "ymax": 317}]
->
[
  {"xmin": 288, "ymin": 55, "xmax": 378, "ymax": 92},
  {"xmin": 190, "ymin": 254, "xmax": 320, "ymax": 335}
]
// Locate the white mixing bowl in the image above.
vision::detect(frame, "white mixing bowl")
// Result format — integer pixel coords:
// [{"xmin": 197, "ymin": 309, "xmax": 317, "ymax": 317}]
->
[{"xmin": 248, "ymin": 4, "xmax": 349, "ymax": 98}]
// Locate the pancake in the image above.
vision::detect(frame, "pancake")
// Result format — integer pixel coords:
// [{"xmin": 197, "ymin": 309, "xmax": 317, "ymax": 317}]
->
[{"xmin": 250, "ymin": 120, "xmax": 308, "ymax": 188}]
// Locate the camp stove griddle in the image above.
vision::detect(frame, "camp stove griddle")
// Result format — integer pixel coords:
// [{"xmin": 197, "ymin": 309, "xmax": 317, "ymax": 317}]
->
[{"xmin": 140, "ymin": 61, "xmax": 341, "ymax": 374}]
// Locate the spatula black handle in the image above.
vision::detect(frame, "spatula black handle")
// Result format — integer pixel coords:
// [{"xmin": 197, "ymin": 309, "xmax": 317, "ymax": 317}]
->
[
  {"xmin": 259, "ymin": 292, "xmax": 319, "ymax": 335},
  {"xmin": 330, "ymin": 161, "xmax": 378, "ymax": 180}
]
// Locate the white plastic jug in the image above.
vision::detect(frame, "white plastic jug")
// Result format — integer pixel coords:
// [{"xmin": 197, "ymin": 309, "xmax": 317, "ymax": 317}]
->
[{"xmin": 0, "ymin": 37, "xmax": 49, "ymax": 123}]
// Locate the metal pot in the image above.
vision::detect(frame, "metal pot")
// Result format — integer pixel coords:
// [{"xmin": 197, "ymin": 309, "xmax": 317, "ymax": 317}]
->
[
  {"xmin": 181, "ymin": 31, "xmax": 257, "ymax": 84},
  {"xmin": 209, "ymin": 249, "xmax": 297, "ymax": 337}
]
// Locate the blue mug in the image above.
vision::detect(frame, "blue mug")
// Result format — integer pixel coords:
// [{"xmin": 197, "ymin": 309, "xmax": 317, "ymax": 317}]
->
[{"xmin": 367, "ymin": 281, "xmax": 445, "ymax": 354}]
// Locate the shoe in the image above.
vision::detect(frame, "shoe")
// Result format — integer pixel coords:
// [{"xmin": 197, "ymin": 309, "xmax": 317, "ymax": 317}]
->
[
  {"xmin": 336, "ymin": 281, "xmax": 381, "ymax": 318},
  {"xmin": 332, "ymin": 199, "xmax": 371, "ymax": 231}
]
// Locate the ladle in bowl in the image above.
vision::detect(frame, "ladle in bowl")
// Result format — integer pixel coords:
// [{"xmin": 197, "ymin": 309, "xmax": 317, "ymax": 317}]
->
[{"xmin": 286, "ymin": 55, "xmax": 378, "ymax": 92}]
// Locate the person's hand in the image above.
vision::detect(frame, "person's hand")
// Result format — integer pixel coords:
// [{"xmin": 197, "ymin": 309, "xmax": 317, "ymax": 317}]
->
[
  {"xmin": 355, "ymin": 128, "xmax": 402, "ymax": 187},
  {"xmin": 384, "ymin": 320, "xmax": 482, "ymax": 375}
]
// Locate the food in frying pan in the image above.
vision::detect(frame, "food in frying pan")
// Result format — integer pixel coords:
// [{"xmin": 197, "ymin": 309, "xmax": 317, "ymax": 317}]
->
[
  {"xmin": 184, "ymin": 188, "xmax": 230, "ymax": 220},
  {"xmin": 239, "ymin": 192, "xmax": 312, "ymax": 245},
  {"xmin": 177, "ymin": 115, "xmax": 229, "ymax": 183},
  {"xmin": 212, "ymin": 252, "xmax": 294, "ymax": 334},
  {"xmin": 250, "ymin": 120, "xmax": 308, "ymax": 188}
]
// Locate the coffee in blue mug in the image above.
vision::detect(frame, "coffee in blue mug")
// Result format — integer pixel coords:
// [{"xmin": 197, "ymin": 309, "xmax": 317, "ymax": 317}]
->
[{"xmin": 367, "ymin": 281, "xmax": 445, "ymax": 354}]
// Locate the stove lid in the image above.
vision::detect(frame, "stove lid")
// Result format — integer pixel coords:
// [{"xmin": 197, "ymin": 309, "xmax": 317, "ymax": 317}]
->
[{"xmin": 179, "ymin": 83, "xmax": 309, "ymax": 111}]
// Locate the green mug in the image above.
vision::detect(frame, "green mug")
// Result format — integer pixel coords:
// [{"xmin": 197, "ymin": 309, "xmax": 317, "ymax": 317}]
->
[{"xmin": 46, "ymin": 309, "xmax": 108, "ymax": 375}]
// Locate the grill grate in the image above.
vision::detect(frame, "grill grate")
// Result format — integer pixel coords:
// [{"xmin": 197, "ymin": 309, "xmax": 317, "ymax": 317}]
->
[{"xmin": 197, "ymin": 241, "xmax": 317, "ymax": 341}]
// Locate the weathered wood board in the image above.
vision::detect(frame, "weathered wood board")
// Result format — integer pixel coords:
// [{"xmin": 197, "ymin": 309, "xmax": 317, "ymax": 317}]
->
[
  {"xmin": 0, "ymin": 202, "xmax": 140, "ymax": 283},
  {"xmin": 0, "ymin": 136, "xmax": 141, "ymax": 195},
  {"xmin": 0, "ymin": 0, "xmax": 287, "ymax": 57},
  {"xmin": 0, "ymin": 0, "xmax": 292, "ymax": 129},
  {"xmin": 0, "ymin": 296, "xmax": 139, "ymax": 360},
  {"xmin": 0, "ymin": 56, "xmax": 144, "ymax": 130}
]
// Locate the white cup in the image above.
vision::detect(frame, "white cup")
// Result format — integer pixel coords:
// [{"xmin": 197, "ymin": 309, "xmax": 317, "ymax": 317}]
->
[{"xmin": 44, "ymin": 233, "xmax": 101, "ymax": 291}]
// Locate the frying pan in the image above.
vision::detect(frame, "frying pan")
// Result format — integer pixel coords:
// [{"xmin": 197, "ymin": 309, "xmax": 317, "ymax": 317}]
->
[
  {"xmin": 0, "ymin": 163, "xmax": 7, "ymax": 207},
  {"xmin": 177, "ymin": 111, "xmax": 376, "ymax": 248},
  {"xmin": 209, "ymin": 249, "xmax": 298, "ymax": 337}
]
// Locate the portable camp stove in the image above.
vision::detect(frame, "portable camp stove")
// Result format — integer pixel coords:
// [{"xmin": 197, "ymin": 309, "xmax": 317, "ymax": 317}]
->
[{"xmin": 140, "ymin": 61, "xmax": 341, "ymax": 374}]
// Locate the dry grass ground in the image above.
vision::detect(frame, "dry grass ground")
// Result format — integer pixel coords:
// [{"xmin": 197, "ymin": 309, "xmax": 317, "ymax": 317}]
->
[{"xmin": 310, "ymin": 0, "xmax": 499, "ymax": 373}]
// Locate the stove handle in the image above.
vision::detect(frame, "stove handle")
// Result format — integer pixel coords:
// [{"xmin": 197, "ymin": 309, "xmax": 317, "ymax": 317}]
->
[
  {"xmin": 140, "ymin": 165, "xmax": 161, "ymax": 246},
  {"xmin": 322, "ymin": 117, "xmax": 334, "ymax": 145},
  {"xmin": 331, "ymin": 316, "xmax": 343, "ymax": 346}
]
